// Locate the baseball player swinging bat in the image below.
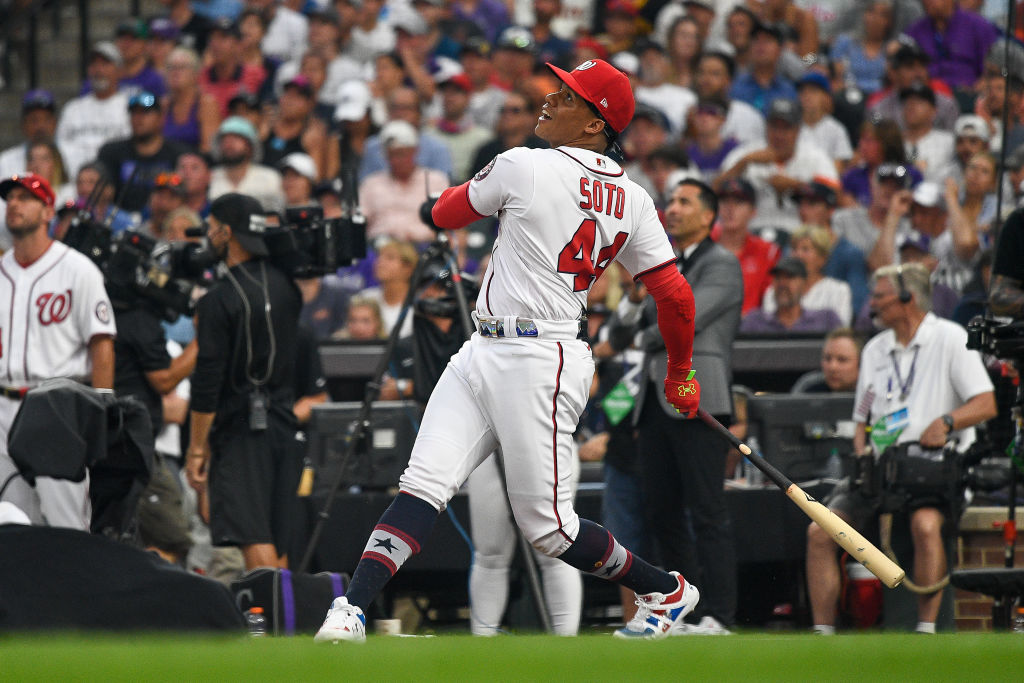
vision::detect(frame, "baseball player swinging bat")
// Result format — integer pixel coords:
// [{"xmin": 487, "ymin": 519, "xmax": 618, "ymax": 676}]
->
[{"xmin": 696, "ymin": 409, "xmax": 905, "ymax": 589}]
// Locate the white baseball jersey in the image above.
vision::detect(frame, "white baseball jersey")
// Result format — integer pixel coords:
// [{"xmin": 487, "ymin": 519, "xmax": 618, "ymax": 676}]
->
[
  {"xmin": 469, "ymin": 146, "xmax": 675, "ymax": 322},
  {"xmin": 0, "ymin": 241, "xmax": 116, "ymax": 391}
]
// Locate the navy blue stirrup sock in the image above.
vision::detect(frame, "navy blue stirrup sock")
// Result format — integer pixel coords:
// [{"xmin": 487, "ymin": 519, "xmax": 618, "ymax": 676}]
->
[
  {"xmin": 558, "ymin": 519, "xmax": 677, "ymax": 595},
  {"xmin": 344, "ymin": 492, "xmax": 439, "ymax": 610}
]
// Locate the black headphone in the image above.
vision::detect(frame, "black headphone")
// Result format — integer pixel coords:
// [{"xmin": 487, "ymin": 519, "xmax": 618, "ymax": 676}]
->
[{"xmin": 896, "ymin": 266, "xmax": 912, "ymax": 304}]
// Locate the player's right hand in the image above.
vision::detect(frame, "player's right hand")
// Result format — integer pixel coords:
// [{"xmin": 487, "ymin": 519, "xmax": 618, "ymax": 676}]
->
[{"xmin": 665, "ymin": 369, "xmax": 700, "ymax": 418}]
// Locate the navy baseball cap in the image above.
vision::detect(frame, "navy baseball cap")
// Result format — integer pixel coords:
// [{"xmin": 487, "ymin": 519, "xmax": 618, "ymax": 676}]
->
[
  {"xmin": 719, "ymin": 178, "xmax": 756, "ymax": 203},
  {"xmin": 771, "ymin": 256, "xmax": 808, "ymax": 278},
  {"xmin": 22, "ymin": 89, "xmax": 56, "ymax": 113},
  {"xmin": 875, "ymin": 162, "xmax": 912, "ymax": 187},
  {"xmin": 128, "ymin": 91, "xmax": 161, "ymax": 111},
  {"xmin": 797, "ymin": 71, "xmax": 831, "ymax": 95}
]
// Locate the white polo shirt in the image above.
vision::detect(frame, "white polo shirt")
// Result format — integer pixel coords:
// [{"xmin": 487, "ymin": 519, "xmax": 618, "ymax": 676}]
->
[{"xmin": 853, "ymin": 312, "xmax": 993, "ymax": 454}]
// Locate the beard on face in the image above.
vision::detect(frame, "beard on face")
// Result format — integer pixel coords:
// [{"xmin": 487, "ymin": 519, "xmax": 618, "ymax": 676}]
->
[{"xmin": 220, "ymin": 150, "xmax": 248, "ymax": 167}]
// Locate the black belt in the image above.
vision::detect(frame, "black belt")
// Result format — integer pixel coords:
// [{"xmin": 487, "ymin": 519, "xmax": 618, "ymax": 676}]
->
[{"xmin": 0, "ymin": 385, "xmax": 28, "ymax": 401}]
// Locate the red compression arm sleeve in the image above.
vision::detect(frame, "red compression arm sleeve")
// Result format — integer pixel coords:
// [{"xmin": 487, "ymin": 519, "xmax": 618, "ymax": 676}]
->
[
  {"xmin": 432, "ymin": 181, "xmax": 486, "ymax": 230},
  {"xmin": 638, "ymin": 263, "xmax": 695, "ymax": 375}
]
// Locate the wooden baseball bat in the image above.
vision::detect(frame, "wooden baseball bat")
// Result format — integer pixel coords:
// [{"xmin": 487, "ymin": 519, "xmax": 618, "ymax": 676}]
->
[{"xmin": 697, "ymin": 409, "xmax": 905, "ymax": 589}]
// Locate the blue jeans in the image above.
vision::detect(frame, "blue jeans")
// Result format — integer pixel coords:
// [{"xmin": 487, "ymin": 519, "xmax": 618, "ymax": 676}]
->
[{"xmin": 602, "ymin": 462, "xmax": 651, "ymax": 559}]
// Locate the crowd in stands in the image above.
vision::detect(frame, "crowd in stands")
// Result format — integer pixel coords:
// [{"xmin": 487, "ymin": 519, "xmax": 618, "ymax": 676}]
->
[{"xmin": 1, "ymin": 0, "xmax": 1023, "ymax": 627}]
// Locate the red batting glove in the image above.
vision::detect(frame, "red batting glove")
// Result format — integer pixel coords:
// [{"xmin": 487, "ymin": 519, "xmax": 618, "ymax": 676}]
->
[{"xmin": 665, "ymin": 369, "xmax": 700, "ymax": 418}]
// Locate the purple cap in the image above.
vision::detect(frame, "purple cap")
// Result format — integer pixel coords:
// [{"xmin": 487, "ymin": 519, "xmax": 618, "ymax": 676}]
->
[
  {"xmin": 898, "ymin": 230, "xmax": 931, "ymax": 254},
  {"xmin": 22, "ymin": 89, "xmax": 56, "ymax": 113},
  {"xmin": 149, "ymin": 17, "xmax": 181, "ymax": 41}
]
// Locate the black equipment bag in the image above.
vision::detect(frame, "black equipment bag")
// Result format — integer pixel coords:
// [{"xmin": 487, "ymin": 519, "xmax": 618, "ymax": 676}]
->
[
  {"xmin": 231, "ymin": 568, "xmax": 348, "ymax": 635},
  {"xmin": 878, "ymin": 441, "xmax": 961, "ymax": 512}
]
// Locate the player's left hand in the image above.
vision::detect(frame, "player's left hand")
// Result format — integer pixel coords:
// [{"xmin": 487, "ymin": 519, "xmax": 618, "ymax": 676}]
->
[{"xmin": 665, "ymin": 369, "xmax": 700, "ymax": 418}]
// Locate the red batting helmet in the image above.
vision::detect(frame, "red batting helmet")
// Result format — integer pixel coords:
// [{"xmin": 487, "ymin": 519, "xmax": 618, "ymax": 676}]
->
[{"xmin": 545, "ymin": 59, "xmax": 635, "ymax": 135}]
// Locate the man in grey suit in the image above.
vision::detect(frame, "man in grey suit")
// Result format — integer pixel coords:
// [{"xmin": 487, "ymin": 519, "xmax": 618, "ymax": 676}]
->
[{"xmin": 607, "ymin": 178, "xmax": 743, "ymax": 633}]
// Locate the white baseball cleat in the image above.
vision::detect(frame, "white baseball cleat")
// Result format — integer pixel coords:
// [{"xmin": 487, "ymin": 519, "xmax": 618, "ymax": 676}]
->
[
  {"xmin": 614, "ymin": 571, "xmax": 699, "ymax": 639},
  {"xmin": 314, "ymin": 597, "xmax": 367, "ymax": 643},
  {"xmin": 681, "ymin": 615, "xmax": 733, "ymax": 635}
]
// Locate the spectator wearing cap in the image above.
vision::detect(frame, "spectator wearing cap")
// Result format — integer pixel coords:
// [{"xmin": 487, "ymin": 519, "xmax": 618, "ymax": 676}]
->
[
  {"xmin": 525, "ymin": 0, "xmax": 574, "ymax": 68},
  {"xmin": 209, "ymin": 116, "xmax": 285, "ymax": 212},
  {"xmin": 175, "ymin": 151, "xmax": 214, "ymax": 217},
  {"xmin": 389, "ymin": 5, "xmax": 445, "ymax": 107},
  {"xmin": 279, "ymin": 152, "xmax": 317, "ymax": 206},
  {"xmin": 621, "ymin": 104, "xmax": 674, "ymax": 201},
  {"xmin": 164, "ymin": 47, "xmax": 223, "ymax": 152},
  {"xmin": 248, "ymin": 0, "xmax": 309, "ymax": 64},
  {"xmin": 711, "ymin": 177, "xmax": 781, "ymax": 312},
  {"xmin": 571, "ymin": 36, "xmax": 610, "ymax": 66},
  {"xmin": 334, "ymin": 80, "xmax": 374, "ymax": 165},
  {"xmin": 56, "ymin": 42, "xmax": 132, "ymax": 178},
  {"xmin": 229, "ymin": 90, "xmax": 263, "ymax": 129},
  {"xmin": 200, "ymin": 18, "xmax": 267, "ymax": 118},
  {"xmin": 686, "ymin": 95, "xmax": 741, "ymax": 183},
  {"xmin": 728, "ymin": 22, "xmax": 797, "ymax": 117},
  {"xmin": 148, "ymin": 17, "xmax": 183, "ymax": 75},
  {"xmin": 0, "ymin": 89, "xmax": 59, "ymax": 180},
  {"xmin": 429, "ymin": 74, "xmax": 493, "ymax": 184},
  {"xmin": 349, "ymin": 0, "xmax": 397, "ymax": 64},
  {"xmin": 97, "ymin": 92, "xmax": 189, "ymax": 215},
  {"xmin": 158, "ymin": 0, "xmax": 214, "ymax": 54},
  {"xmin": 903, "ymin": 0, "xmax": 999, "ymax": 93},
  {"xmin": 359, "ymin": 120, "xmax": 451, "ymax": 245},
  {"xmin": 835, "ymin": 162, "xmax": 915, "ymax": 268},
  {"xmin": 795, "ymin": 178, "xmax": 870, "ymax": 312},
  {"xmin": 867, "ymin": 41, "xmax": 959, "ymax": 131},
  {"xmin": 598, "ymin": 0, "xmax": 641, "ymax": 56},
  {"xmin": 113, "ymin": 19, "xmax": 168, "ymax": 98},
  {"xmin": 840, "ymin": 117, "xmax": 922, "ymax": 209},
  {"xmin": 796, "ymin": 72, "xmax": 853, "ymax": 174},
  {"xmin": 452, "ymin": 0, "xmax": 511, "ymax": 44},
  {"xmin": 762, "ymin": 225, "xmax": 853, "ymax": 325},
  {"xmin": 0, "ymin": 173, "xmax": 116, "ymax": 530},
  {"xmin": 950, "ymin": 114, "xmax": 991, "ymax": 186},
  {"xmin": 634, "ymin": 39, "xmax": 697, "ymax": 140},
  {"xmin": 493, "ymin": 26, "xmax": 556, "ymax": 102},
  {"xmin": 471, "ymin": 90, "xmax": 548, "ymax": 177},
  {"xmin": 141, "ymin": 172, "xmax": 188, "ymax": 237},
  {"xmin": 262, "ymin": 75, "xmax": 337, "ymax": 180},
  {"xmin": 718, "ymin": 97, "xmax": 838, "ymax": 233},
  {"xmin": 829, "ymin": 0, "xmax": 896, "ymax": 96},
  {"xmin": 694, "ymin": 49, "xmax": 766, "ymax": 147},
  {"xmin": 740, "ymin": 256, "xmax": 842, "ymax": 333},
  {"xmin": 900, "ymin": 81, "xmax": 955, "ymax": 183},
  {"xmin": 460, "ymin": 38, "xmax": 509, "ymax": 131},
  {"xmin": 359, "ymin": 86, "xmax": 454, "ymax": 181}
]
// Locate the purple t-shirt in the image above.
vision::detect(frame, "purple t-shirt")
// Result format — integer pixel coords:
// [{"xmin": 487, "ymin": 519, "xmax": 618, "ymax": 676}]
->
[
  {"xmin": 739, "ymin": 307, "xmax": 842, "ymax": 334},
  {"xmin": 903, "ymin": 9, "xmax": 1000, "ymax": 89}
]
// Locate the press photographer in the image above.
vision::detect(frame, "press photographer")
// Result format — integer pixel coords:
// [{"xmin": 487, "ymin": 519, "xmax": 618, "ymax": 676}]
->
[
  {"xmin": 185, "ymin": 193, "xmax": 303, "ymax": 572},
  {"xmin": 805, "ymin": 263, "xmax": 996, "ymax": 634}
]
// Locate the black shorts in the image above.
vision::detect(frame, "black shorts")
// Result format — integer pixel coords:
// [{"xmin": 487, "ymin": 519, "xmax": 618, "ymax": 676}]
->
[
  {"xmin": 208, "ymin": 414, "xmax": 301, "ymax": 549},
  {"xmin": 825, "ymin": 477, "xmax": 951, "ymax": 544}
]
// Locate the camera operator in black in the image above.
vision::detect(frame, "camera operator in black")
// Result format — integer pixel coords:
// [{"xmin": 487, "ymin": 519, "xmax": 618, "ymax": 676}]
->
[
  {"xmin": 989, "ymin": 208, "xmax": 1024, "ymax": 317},
  {"xmin": 185, "ymin": 193, "xmax": 303, "ymax": 571},
  {"xmin": 113, "ymin": 304, "xmax": 198, "ymax": 439}
]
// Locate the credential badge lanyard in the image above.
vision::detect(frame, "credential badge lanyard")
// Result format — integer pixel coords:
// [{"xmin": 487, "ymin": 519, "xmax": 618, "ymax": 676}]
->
[{"xmin": 886, "ymin": 345, "xmax": 920, "ymax": 402}]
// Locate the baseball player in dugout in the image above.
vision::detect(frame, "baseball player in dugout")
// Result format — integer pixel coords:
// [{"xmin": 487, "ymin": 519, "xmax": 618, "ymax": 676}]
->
[
  {"xmin": 606, "ymin": 178, "xmax": 743, "ymax": 635},
  {"xmin": 317, "ymin": 59, "xmax": 703, "ymax": 643},
  {"xmin": 185, "ymin": 193, "xmax": 303, "ymax": 571},
  {"xmin": 0, "ymin": 173, "xmax": 116, "ymax": 529}
]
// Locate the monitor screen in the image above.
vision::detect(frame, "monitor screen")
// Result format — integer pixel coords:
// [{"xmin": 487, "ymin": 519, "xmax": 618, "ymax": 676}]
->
[{"xmin": 746, "ymin": 393, "xmax": 856, "ymax": 483}]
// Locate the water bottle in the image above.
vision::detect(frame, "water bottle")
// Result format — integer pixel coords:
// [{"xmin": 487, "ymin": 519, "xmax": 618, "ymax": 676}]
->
[
  {"xmin": 745, "ymin": 436, "xmax": 764, "ymax": 487},
  {"xmin": 1013, "ymin": 606, "xmax": 1024, "ymax": 633},
  {"xmin": 826, "ymin": 448, "xmax": 842, "ymax": 480},
  {"xmin": 246, "ymin": 606, "xmax": 268, "ymax": 637}
]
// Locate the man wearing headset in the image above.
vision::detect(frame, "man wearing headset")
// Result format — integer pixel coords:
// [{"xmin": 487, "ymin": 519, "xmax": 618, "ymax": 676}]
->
[
  {"xmin": 185, "ymin": 193, "xmax": 303, "ymax": 571},
  {"xmin": 805, "ymin": 263, "xmax": 996, "ymax": 634}
]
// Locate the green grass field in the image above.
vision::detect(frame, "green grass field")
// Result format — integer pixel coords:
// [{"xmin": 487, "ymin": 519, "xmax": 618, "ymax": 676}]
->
[{"xmin": 2, "ymin": 632, "xmax": 1023, "ymax": 681}]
